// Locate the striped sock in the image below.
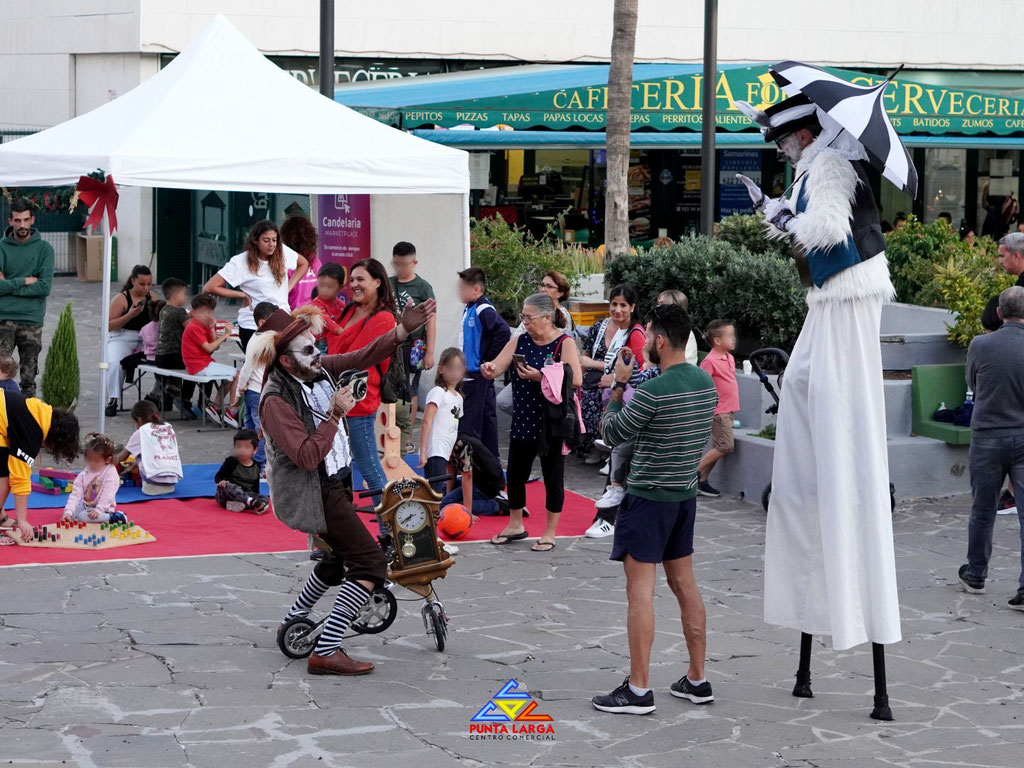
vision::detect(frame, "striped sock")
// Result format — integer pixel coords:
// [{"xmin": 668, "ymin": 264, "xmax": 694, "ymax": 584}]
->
[
  {"xmin": 285, "ymin": 571, "xmax": 330, "ymax": 620},
  {"xmin": 314, "ymin": 581, "xmax": 372, "ymax": 656}
]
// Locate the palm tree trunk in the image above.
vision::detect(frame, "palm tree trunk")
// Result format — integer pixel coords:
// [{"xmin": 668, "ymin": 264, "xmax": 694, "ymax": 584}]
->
[{"xmin": 605, "ymin": 0, "xmax": 637, "ymax": 261}]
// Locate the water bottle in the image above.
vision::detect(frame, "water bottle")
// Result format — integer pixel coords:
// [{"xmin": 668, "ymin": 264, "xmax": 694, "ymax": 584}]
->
[
  {"xmin": 544, "ymin": 353, "xmax": 555, "ymax": 367},
  {"xmin": 965, "ymin": 390, "xmax": 973, "ymax": 404}
]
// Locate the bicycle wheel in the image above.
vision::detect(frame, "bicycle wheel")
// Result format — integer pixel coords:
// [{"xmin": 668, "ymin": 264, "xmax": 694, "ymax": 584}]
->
[
  {"xmin": 278, "ymin": 617, "xmax": 318, "ymax": 659},
  {"xmin": 350, "ymin": 586, "xmax": 398, "ymax": 635},
  {"xmin": 428, "ymin": 603, "xmax": 448, "ymax": 652}
]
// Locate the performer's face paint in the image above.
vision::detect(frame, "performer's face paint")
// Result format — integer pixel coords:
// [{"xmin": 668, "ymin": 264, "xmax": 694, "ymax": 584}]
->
[
  {"xmin": 776, "ymin": 133, "xmax": 804, "ymax": 165},
  {"xmin": 284, "ymin": 330, "xmax": 322, "ymax": 380}
]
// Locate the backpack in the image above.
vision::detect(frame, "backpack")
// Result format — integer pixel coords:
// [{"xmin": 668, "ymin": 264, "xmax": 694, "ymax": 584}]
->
[{"xmin": 341, "ymin": 305, "xmax": 407, "ymax": 404}]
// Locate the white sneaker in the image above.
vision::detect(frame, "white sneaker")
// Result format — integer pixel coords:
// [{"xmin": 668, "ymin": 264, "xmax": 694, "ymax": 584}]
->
[
  {"xmin": 595, "ymin": 485, "xmax": 626, "ymax": 509},
  {"xmin": 998, "ymin": 506, "xmax": 1017, "ymax": 516},
  {"xmin": 585, "ymin": 519, "xmax": 615, "ymax": 539},
  {"xmin": 598, "ymin": 461, "xmax": 610, "ymax": 477},
  {"xmin": 594, "ymin": 438, "xmax": 609, "ymax": 451},
  {"xmin": 443, "ymin": 543, "xmax": 460, "ymax": 555}
]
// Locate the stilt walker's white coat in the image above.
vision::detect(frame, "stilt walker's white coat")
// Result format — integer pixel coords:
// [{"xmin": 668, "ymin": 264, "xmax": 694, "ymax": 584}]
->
[{"xmin": 763, "ymin": 143, "xmax": 902, "ymax": 651}]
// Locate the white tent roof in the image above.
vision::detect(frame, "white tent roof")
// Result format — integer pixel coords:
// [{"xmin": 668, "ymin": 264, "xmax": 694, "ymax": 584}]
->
[{"xmin": 0, "ymin": 15, "xmax": 468, "ymax": 195}]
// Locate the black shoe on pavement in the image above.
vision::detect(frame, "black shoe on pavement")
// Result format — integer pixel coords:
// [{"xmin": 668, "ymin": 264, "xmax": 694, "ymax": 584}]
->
[
  {"xmin": 958, "ymin": 564, "xmax": 986, "ymax": 594},
  {"xmin": 697, "ymin": 480, "xmax": 720, "ymax": 497},
  {"xmin": 104, "ymin": 400, "xmax": 118, "ymax": 417},
  {"xmin": 1008, "ymin": 593, "xmax": 1024, "ymax": 611},
  {"xmin": 591, "ymin": 678, "xmax": 655, "ymax": 715},
  {"xmin": 999, "ymin": 489, "xmax": 1016, "ymax": 510},
  {"xmin": 669, "ymin": 676, "xmax": 714, "ymax": 704}
]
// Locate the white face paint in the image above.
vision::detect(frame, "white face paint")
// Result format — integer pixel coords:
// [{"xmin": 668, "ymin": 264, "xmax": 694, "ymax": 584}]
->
[
  {"xmin": 285, "ymin": 330, "xmax": 322, "ymax": 380},
  {"xmin": 777, "ymin": 133, "xmax": 804, "ymax": 165}
]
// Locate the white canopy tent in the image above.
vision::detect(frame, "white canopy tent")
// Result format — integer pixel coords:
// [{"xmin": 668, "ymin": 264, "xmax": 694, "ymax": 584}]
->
[{"xmin": 0, "ymin": 15, "xmax": 469, "ymax": 430}]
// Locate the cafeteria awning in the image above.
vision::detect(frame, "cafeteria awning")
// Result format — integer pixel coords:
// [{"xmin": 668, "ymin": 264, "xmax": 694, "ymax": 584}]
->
[
  {"xmin": 410, "ymin": 130, "xmax": 1024, "ymax": 151},
  {"xmin": 335, "ymin": 62, "xmax": 1024, "ymax": 138}
]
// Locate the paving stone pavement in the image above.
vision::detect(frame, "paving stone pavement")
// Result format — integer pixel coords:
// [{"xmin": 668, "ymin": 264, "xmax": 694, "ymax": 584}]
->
[
  {"xmin": 5, "ymin": 279, "xmax": 1024, "ymax": 766},
  {"xmin": 4, "ymin": 491, "xmax": 1024, "ymax": 768}
]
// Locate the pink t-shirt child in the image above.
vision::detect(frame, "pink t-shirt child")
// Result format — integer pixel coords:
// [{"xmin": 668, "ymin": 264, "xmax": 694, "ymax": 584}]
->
[
  {"xmin": 62, "ymin": 463, "xmax": 120, "ymax": 522},
  {"xmin": 288, "ymin": 254, "xmax": 321, "ymax": 309},
  {"xmin": 700, "ymin": 350, "xmax": 740, "ymax": 414}
]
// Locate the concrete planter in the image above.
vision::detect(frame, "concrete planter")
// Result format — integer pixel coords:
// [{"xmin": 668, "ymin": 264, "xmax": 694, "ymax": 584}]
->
[
  {"xmin": 573, "ymin": 273, "xmax": 605, "ymax": 300},
  {"xmin": 880, "ymin": 302, "xmax": 965, "ymax": 370}
]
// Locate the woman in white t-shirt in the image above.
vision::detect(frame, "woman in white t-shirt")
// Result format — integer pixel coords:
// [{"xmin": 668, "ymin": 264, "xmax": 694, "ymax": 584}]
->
[
  {"xmin": 202, "ymin": 220, "xmax": 307, "ymax": 349},
  {"xmin": 418, "ymin": 348, "xmax": 466, "ymax": 493}
]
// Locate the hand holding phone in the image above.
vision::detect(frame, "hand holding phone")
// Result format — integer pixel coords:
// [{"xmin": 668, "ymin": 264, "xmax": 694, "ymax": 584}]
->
[{"xmin": 512, "ymin": 353, "xmax": 527, "ymax": 367}]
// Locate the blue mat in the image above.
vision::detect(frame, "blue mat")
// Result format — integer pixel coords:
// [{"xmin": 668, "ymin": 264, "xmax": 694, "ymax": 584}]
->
[{"xmin": 6, "ymin": 463, "xmax": 233, "ymax": 510}]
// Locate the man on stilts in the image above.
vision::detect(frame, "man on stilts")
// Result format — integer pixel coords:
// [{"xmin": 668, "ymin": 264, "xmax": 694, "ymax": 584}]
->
[
  {"xmin": 735, "ymin": 62, "xmax": 917, "ymax": 720},
  {"xmin": 254, "ymin": 298, "xmax": 435, "ymax": 676}
]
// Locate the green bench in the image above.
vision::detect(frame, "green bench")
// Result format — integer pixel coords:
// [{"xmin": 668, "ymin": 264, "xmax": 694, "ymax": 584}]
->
[{"xmin": 910, "ymin": 363, "xmax": 972, "ymax": 445}]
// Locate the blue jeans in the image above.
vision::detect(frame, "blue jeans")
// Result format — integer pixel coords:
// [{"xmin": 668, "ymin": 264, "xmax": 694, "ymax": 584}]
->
[
  {"xmin": 347, "ymin": 414, "xmax": 387, "ymax": 503},
  {"xmin": 243, "ymin": 389, "xmax": 265, "ymax": 465},
  {"xmin": 442, "ymin": 486, "xmax": 500, "ymax": 517},
  {"xmin": 966, "ymin": 435, "xmax": 1024, "ymax": 592}
]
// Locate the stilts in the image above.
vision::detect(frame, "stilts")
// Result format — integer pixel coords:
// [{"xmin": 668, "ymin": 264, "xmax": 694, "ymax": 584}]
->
[
  {"xmin": 792, "ymin": 632, "xmax": 813, "ymax": 698},
  {"xmin": 870, "ymin": 642, "xmax": 893, "ymax": 721},
  {"xmin": 791, "ymin": 633, "xmax": 894, "ymax": 720}
]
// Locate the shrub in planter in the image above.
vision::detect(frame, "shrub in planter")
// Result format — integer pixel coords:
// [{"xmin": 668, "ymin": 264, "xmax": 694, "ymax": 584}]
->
[
  {"xmin": 882, "ymin": 216, "xmax": 998, "ymax": 306},
  {"xmin": 41, "ymin": 301, "xmax": 79, "ymax": 409},
  {"xmin": 470, "ymin": 216, "xmax": 585, "ymax": 320},
  {"xmin": 605, "ymin": 235, "xmax": 807, "ymax": 349},
  {"xmin": 934, "ymin": 244, "xmax": 1016, "ymax": 347},
  {"xmin": 716, "ymin": 213, "xmax": 790, "ymax": 258}
]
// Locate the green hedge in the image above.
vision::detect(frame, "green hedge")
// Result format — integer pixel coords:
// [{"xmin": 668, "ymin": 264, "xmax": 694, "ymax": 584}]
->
[
  {"xmin": 605, "ymin": 235, "xmax": 807, "ymax": 349},
  {"xmin": 470, "ymin": 216, "xmax": 586, "ymax": 320}
]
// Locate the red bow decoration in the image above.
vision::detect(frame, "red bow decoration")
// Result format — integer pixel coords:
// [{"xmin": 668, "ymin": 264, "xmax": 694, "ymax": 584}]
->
[{"xmin": 76, "ymin": 173, "xmax": 118, "ymax": 233}]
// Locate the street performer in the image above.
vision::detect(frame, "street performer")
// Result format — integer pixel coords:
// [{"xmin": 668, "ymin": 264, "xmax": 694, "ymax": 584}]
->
[
  {"xmin": 254, "ymin": 297, "xmax": 435, "ymax": 676},
  {"xmin": 735, "ymin": 92, "xmax": 901, "ymax": 720}
]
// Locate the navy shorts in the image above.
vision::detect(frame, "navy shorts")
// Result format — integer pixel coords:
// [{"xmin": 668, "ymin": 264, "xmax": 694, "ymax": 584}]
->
[{"xmin": 610, "ymin": 494, "xmax": 697, "ymax": 563}]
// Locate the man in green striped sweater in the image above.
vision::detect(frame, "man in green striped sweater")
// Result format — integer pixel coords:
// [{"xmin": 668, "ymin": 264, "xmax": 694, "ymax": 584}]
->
[{"xmin": 591, "ymin": 303, "xmax": 718, "ymax": 716}]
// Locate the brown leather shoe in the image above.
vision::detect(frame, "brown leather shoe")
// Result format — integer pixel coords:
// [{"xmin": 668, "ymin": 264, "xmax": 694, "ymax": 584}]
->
[{"xmin": 307, "ymin": 650, "xmax": 374, "ymax": 676}]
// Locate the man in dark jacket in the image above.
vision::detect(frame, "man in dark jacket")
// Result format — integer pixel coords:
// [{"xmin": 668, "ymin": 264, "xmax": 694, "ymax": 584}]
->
[
  {"xmin": 0, "ymin": 200, "xmax": 55, "ymax": 396},
  {"xmin": 254, "ymin": 299, "xmax": 434, "ymax": 677},
  {"xmin": 958, "ymin": 285, "xmax": 1024, "ymax": 610}
]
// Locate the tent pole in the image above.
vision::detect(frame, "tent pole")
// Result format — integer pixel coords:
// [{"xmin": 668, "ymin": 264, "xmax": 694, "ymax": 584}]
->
[
  {"xmin": 462, "ymin": 192, "xmax": 471, "ymax": 269},
  {"xmin": 98, "ymin": 210, "xmax": 112, "ymax": 432}
]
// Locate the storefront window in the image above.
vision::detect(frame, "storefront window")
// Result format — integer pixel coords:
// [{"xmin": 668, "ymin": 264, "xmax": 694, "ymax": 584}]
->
[
  {"xmin": 921, "ymin": 148, "xmax": 966, "ymax": 227},
  {"xmin": 975, "ymin": 150, "xmax": 1020, "ymax": 238}
]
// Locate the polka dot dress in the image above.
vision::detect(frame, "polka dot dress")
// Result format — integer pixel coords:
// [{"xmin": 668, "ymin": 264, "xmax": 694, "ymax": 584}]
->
[{"xmin": 510, "ymin": 334, "xmax": 567, "ymax": 441}]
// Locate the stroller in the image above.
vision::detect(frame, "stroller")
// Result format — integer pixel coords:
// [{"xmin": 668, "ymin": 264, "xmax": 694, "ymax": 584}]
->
[{"xmin": 748, "ymin": 347, "xmax": 895, "ymax": 514}]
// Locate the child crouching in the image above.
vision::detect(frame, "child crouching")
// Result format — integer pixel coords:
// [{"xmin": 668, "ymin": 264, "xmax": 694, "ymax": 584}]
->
[
  {"xmin": 62, "ymin": 432, "xmax": 127, "ymax": 525},
  {"xmin": 116, "ymin": 400, "xmax": 183, "ymax": 495},
  {"xmin": 215, "ymin": 429, "xmax": 269, "ymax": 514}
]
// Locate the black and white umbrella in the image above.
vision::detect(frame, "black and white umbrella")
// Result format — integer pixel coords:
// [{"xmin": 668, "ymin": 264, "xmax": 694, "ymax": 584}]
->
[{"xmin": 770, "ymin": 60, "xmax": 918, "ymax": 198}]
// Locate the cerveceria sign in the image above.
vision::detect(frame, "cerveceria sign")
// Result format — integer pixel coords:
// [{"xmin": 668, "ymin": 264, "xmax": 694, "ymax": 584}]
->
[{"xmin": 371, "ymin": 66, "xmax": 1024, "ymax": 136}]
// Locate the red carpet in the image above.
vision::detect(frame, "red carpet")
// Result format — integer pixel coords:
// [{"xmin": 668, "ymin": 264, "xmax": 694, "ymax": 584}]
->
[
  {"xmin": 1, "ymin": 498, "xmax": 307, "ymax": 568},
  {"xmin": 431, "ymin": 483, "xmax": 596, "ymax": 544},
  {"xmin": 1, "ymin": 484, "xmax": 597, "ymax": 567}
]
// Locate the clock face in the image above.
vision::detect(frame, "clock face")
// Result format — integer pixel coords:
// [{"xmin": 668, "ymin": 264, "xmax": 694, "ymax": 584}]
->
[{"xmin": 395, "ymin": 500, "xmax": 428, "ymax": 533}]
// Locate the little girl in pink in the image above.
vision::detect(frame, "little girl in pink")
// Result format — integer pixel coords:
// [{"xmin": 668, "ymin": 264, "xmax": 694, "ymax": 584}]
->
[{"xmin": 61, "ymin": 432, "xmax": 126, "ymax": 525}]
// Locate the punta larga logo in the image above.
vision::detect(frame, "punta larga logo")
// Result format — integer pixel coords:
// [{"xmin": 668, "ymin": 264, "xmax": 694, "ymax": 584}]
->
[{"xmin": 468, "ymin": 679, "xmax": 555, "ymax": 741}]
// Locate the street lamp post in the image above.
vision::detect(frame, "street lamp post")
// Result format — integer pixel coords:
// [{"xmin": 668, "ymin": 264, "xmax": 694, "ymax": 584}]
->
[
  {"xmin": 319, "ymin": 0, "xmax": 335, "ymax": 99},
  {"xmin": 700, "ymin": 0, "xmax": 718, "ymax": 236}
]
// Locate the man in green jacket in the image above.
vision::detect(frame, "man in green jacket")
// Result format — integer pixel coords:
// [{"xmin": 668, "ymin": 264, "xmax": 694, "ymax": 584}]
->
[{"xmin": 0, "ymin": 200, "xmax": 55, "ymax": 396}]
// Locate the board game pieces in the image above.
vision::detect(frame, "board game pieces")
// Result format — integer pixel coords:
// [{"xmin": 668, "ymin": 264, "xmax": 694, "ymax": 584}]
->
[{"xmin": 5, "ymin": 519, "xmax": 155, "ymax": 550}]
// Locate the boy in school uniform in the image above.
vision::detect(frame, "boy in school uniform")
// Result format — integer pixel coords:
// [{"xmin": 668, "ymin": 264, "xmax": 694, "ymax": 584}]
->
[{"xmin": 457, "ymin": 267, "xmax": 510, "ymax": 460}]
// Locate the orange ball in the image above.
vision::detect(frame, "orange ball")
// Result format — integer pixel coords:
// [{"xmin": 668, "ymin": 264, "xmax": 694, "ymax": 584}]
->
[{"xmin": 439, "ymin": 504, "xmax": 472, "ymax": 539}]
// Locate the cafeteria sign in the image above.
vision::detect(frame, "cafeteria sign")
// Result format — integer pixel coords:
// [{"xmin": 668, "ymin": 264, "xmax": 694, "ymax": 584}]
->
[{"xmin": 387, "ymin": 66, "xmax": 1024, "ymax": 136}]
